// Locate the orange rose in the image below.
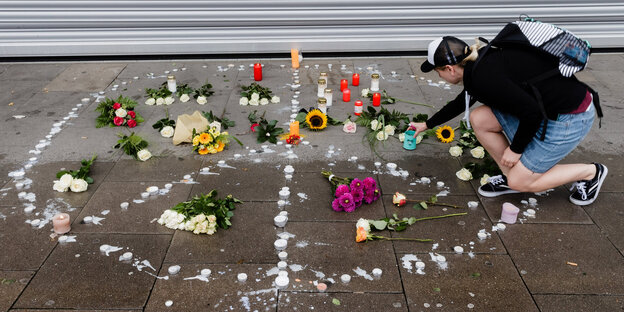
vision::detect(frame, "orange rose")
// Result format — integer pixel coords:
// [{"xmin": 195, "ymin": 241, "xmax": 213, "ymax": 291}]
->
[{"xmin": 356, "ymin": 226, "xmax": 368, "ymax": 242}]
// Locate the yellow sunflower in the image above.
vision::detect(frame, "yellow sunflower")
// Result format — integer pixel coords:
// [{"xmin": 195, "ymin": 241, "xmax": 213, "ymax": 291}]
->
[
  {"xmin": 436, "ymin": 125, "xmax": 455, "ymax": 143},
  {"xmin": 305, "ymin": 109, "xmax": 328, "ymax": 131},
  {"xmin": 199, "ymin": 133, "xmax": 212, "ymax": 145},
  {"xmin": 192, "ymin": 135, "xmax": 200, "ymax": 146}
]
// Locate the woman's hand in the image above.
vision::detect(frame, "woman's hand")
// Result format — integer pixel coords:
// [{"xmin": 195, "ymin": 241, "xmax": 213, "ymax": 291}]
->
[
  {"xmin": 501, "ymin": 147, "xmax": 521, "ymax": 168},
  {"xmin": 408, "ymin": 122, "xmax": 428, "ymax": 137}
]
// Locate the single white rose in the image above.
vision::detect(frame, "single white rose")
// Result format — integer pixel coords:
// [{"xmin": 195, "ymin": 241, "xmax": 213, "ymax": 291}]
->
[
  {"xmin": 456, "ymin": 168, "xmax": 473, "ymax": 181},
  {"xmin": 271, "ymin": 96, "xmax": 280, "ymax": 104},
  {"xmin": 209, "ymin": 121, "xmax": 221, "ymax": 133},
  {"xmin": 196, "ymin": 96, "xmax": 207, "ymax": 105},
  {"xmin": 59, "ymin": 173, "xmax": 73, "ymax": 189},
  {"xmin": 376, "ymin": 130, "xmax": 389, "ymax": 141},
  {"xmin": 470, "ymin": 146, "xmax": 485, "ymax": 159},
  {"xmin": 53, "ymin": 180, "xmax": 68, "ymax": 192},
  {"xmin": 370, "ymin": 120, "xmax": 380, "ymax": 131},
  {"xmin": 449, "ymin": 146, "xmax": 463, "ymax": 157},
  {"xmin": 361, "ymin": 88, "xmax": 370, "ymax": 97},
  {"xmin": 145, "ymin": 98, "xmax": 156, "ymax": 105},
  {"xmin": 115, "ymin": 108, "xmax": 127, "ymax": 118},
  {"xmin": 164, "ymin": 96, "xmax": 175, "ymax": 105},
  {"xmin": 416, "ymin": 135, "xmax": 423, "ymax": 144},
  {"xmin": 384, "ymin": 125, "xmax": 395, "ymax": 136},
  {"xmin": 480, "ymin": 174, "xmax": 491, "ymax": 186},
  {"xmin": 179, "ymin": 94, "xmax": 190, "ymax": 102},
  {"xmin": 343, "ymin": 120, "xmax": 357, "ymax": 133},
  {"xmin": 70, "ymin": 178, "xmax": 88, "ymax": 192},
  {"xmin": 259, "ymin": 98, "xmax": 269, "ymax": 105},
  {"xmin": 239, "ymin": 97, "xmax": 249, "ymax": 106},
  {"xmin": 249, "ymin": 98, "xmax": 259, "ymax": 106},
  {"xmin": 250, "ymin": 93, "xmax": 260, "ymax": 101},
  {"xmin": 137, "ymin": 149, "xmax": 152, "ymax": 161},
  {"xmin": 160, "ymin": 126, "xmax": 174, "ymax": 138},
  {"xmin": 398, "ymin": 133, "xmax": 405, "ymax": 142},
  {"xmin": 156, "ymin": 97, "xmax": 165, "ymax": 105},
  {"xmin": 356, "ymin": 218, "xmax": 370, "ymax": 232}
]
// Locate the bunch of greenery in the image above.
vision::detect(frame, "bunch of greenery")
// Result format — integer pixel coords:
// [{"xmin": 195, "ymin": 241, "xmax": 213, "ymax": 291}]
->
[
  {"xmin": 247, "ymin": 110, "xmax": 284, "ymax": 144},
  {"xmin": 171, "ymin": 190, "xmax": 242, "ymax": 230},
  {"xmin": 145, "ymin": 83, "xmax": 172, "ymax": 98},
  {"xmin": 55, "ymin": 155, "xmax": 97, "ymax": 184},
  {"xmin": 203, "ymin": 111, "xmax": 235, "ymax": 130},
  {"xmin": 240, "ymin": 82, "xmax": 273, "ymax": 100},
  {"xmin": 114, "ymin": 132, "xmax": 148, "ymax": 159}
]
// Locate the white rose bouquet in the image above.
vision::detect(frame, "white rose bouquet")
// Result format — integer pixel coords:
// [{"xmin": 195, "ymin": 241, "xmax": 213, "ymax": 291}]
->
[
  {"xmin": 53, "ymin": 155, "xmax": 97, "ymax": 193},
  {"xmin": 193, "ymin": 82, "xmax": 214, "ymax": 105},
  {"xmin": 240, "ymin": 83, "xmax": 276, "ymax": 106},
  {"xmin": 114, "ymin": 132, "xmax": 151, "ymax": 162}
]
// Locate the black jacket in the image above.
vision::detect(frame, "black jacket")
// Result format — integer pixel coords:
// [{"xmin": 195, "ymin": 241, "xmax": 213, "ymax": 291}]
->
[{"xmin": 426, "ymin": 46, "xmax": 588, "ymax": 153}]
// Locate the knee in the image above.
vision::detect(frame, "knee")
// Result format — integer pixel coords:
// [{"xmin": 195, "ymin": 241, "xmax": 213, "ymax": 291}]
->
[
  {"xmin": 470, "ymin": 106, "xmax": 499, "ymax": 132},
  {"xmin": 506, "ymin": 174, "xmax": 535, "ymax": 193}
]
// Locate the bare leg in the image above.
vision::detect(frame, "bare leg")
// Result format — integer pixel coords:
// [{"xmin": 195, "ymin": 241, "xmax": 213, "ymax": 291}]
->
[
  {"xmin": 507, "ymin": 161, "xmax": 596, "ymax": 193},
  {"xmin": 469, "ymin": 106, "xmax": 512, "ymax": 175}
]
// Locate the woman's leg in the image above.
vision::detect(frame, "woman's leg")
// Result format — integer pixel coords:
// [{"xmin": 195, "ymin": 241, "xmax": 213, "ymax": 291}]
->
[
  {"xmin": 506, "ymin": 161, "xmax": 596, "ymax": 193},
  {"xmin": 470, "ymin": 106, "xmax": 512, "ymax": 175}
]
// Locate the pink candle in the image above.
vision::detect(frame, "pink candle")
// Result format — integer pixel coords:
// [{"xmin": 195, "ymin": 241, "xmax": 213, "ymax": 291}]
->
[
  {"xmin": 500, "ymin": 202, "xmax": 520, "ymax": 224},
  {"xmin": 53, "ymin": 213, "xmax": 71, "ymax": 234},
  {"xmin": 340, "ymin": 79, "xmax": 348, "ymax": 91},
  {"xmin": 342, "ymin": 88, "xmax": 351, "ymax": 102}
]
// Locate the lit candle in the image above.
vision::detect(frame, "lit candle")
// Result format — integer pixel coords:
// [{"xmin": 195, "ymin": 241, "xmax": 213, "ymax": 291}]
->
[
  {"xmin": 317, "ymin": 97, "xmax": 327, "ymax": 114},
  {"xmin": 342, "ymin": 88, "xmax": 351, "ymax": 102},
  {"xmin": 290, "ymin": 49, "xmax": 300, "ymax": 68},
  {"xmin": 52, "ymin": 213, "xmax": 71, "ymax": 234},
  {"xmin": 289, "ymin": 121, "xmax": 299, "ymax": 136},
  {"xmin": 317, "ymin": 79, "xmax": 327, "ymax": 97},
  {"xmin": 500, "ymin": 202, "xmax": 520, "ymax": 224},
  {"xmin": 167, "ymin": 75, "xmax": 177, "ymax": 93},
  {"xmin": 370, "ymin": 73, "xmax": 380, "ymax": 91},
  {"xmin": 254, "ymin": 63, "xmax": 262, "ymax": 81},
  {"xmin": 319, "ymin": 72, "xmax": 328, "ymax": 84},
  {"xmin": 372, "ymin": 92, "xmax": 381, "ymax": 107},
  {"xmin": 340, "ymin": 79, "xmax": 348, "ymax": 92},
  {"xmin": 352, "ymin": 73, "xmax": 360, "ymax": 86},
  {"xmin": 324, "ymin": 88, "xmax": 333, "ymax": 107},
  {"xmin": 354, "ymin": 100, "xmax": 363, "ymax": 115}
]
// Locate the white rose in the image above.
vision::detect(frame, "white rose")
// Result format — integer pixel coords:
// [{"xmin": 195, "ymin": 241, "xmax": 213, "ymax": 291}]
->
[
  {"xmin": 456, "ymin": 168, "xmax": 473, "ymax": 181},
  {"xmin": 416, "ymin": 135, "xmax": 423, "ymax": 144},
  {"xmin": 259, "ymin": 98, "xmax": 269, "ymax": 105},
  {"xmin": 59, "ymin": 173, "xmax": 73, "ymax": 189},
  {"xmin": 370, "ymin": 120, "xmax": 379, "ymax": 131},
  {"xmin": 179, "ymin": 94, "xmax": 190, "ymax": 103},
  {"xmin": 53, "ymin": 180, "xmax": 68, "ymax": 192},
  {"xmin": 376, "ymin": 131, "xmax": 389, "ymax": 141},
  {"xmin": 164, "ymin": 96, "xmax": 175, "ymax": 105},
  {"xmin": 449, "ymin": 146, "xmax": 463, "ymax": 157},
  {"xmin": 160, "ymin": 126, "xmax": 174, "ymax": 138},
  {"xmin": 115, "ymin": 108, "xmax": 127, "ymax": 118},
  {"xmin": 343, "ymin": 120, "xmax": 357, "ymax": 133},
  {"xmin": 398, "ymin": 133, "xmax": 405, "ymax": 142},
  {"xmin": 470, "ymin": 146, "xmax": 485, "ymax": 159},
  {"xmin": 137, "ymin": 149, "xmax": 152, "ymax": 161},
  {"xmin": 480, "ymin": 174, "xmax": 491, "ymax": 186},
  {"xmin": 206, "ymin": 228, "xmax": 215, "ymax": 235},
  {"xmin": 249, "ymin": 98, "xmax": 259, "ymax": 106},
  {"xmin": 156, "ymin": 98, "xmax": 165, "ymax": 105},
  {"xmin": 184, "ymin": 220, "xmax": 194, "ymax": 232},
  {"xmin": 356, "ymin": 218, "xmax": 370, "ymax": 232},
  {"xmin": 70, "ymin": 178, "xmax": 88, "ymax": 192},
  {"xmin": 145, "ymin": 98, "xmax": 156, "ymax": 105},
  {"xmin": 384, "ymin": 125, "xmax": 395, "ymax": 136},
  {"xmin": 271, "ymin": 96, "xmax": 280, "ymax": 104},
  {"xmin": 207, "ymin": 215, "xmax": 217, "ymax": 223},
  {"xmin": 251, "ymin": 93, "xmax": 260, "ymax": 101},
  {"xmin": 239, "ymin": 97, "xmax": 249, "ymax": 106},
  {"xmin": 209, "ymin": 121, "xmax": 221, "ymax": 133},
  {"xmin": 361, "ymin": 88, "xmax": 370, "ymax": 97},
  {"xmin": 196, "ymin": 96, "xmax": 207, "ymax": 105}
]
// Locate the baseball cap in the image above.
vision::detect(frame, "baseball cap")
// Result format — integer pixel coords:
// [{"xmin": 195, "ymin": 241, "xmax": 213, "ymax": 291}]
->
[{"xmin": 421, "ymin": 36, "xmax": 470, "ymax": 72}]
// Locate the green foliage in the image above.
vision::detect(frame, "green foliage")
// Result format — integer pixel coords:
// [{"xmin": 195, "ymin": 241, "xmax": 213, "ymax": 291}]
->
[
  {"xmin": 175, "ymin": 83, "xmax": 194, "ymax": 97},
  {"xmin": 464, "ymin": 157, "xmax": 502, "ymax": 178},
  {"xmin": 240, "ymin": 82, "xmax": 273, "ymax": 100},
  {"xmin": 455, "ymin": 120, "xmax": 481, "ymax": 149},
  {"xmin": 248, "ymin": 110, "xmax": 284, "ymax": 144},
  {"xmin": 145, "ymin": 82, "xmax": 172, "ymax": 98},
  {"xmin": 203, "ymin": 111, "xmax": 235, "ymax": 129},
  {"xmin": 332, "ymin": 299, "xmax": 341, "ymax": 306},
  {"xmin": 152, "ymin": 118, "xmax": 176, "ymax": 131},
  {"xmin": 368, "ymin": 212, "xmax": 468, "ymax": 232},
  {"xmin": 114, "ymin": 132, "xmax": 148, "ymax": 159},
  {"xmin": 194, "ymin": 82, "xmax": 215, "ymax": 98},
  {"xmin": 170, "ymin": 190, "xmax": 242, "ymax": 229},
  {"xmin": 56, "ymin": 155, "xmax": 97, "ymax": 184},
  {"xmin": 95, "ymin": 95, "xmax": 143, "ymax": 128}
]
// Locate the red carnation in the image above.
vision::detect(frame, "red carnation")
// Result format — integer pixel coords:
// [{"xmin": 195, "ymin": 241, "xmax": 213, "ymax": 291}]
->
[
  {"xmin": 127, "ymin": 111, "xmax": 136, "ymax": 119},
  {"xmin": 127, "ymin": 119, "xmax": 137, "ymax": 128},
  {"xmin": 113, "ymin": 102, "xmax": 121, "ymax": 110},
  {"xmin": 113, "ymin": 116, "xmax": 124, "ymax": 126},
  {"xmin": 250, "ymin": 123, "xmax": 260, "ymax": 132}
]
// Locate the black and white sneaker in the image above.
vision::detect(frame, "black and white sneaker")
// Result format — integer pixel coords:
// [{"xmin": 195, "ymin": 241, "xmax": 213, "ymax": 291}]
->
[
  {"xmin": 569, "ymin": 163, "xmax": 608, "ymax": 206},
  {"xmin": 478, "ymin": 175, "xmax": 520, "ymax": 197}
]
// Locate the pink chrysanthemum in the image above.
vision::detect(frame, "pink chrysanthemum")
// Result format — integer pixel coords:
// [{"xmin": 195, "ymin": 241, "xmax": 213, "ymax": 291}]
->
[
  {"xmin": 331, "ymin": 198, "xmax": 343, "ymax": 212},
  {"xmin": 335, "ymin": 184, "xmax": 350, "ymax": 198},
  {"xmin": 339, "ymin": 193, "xmax": 356, "ymax": 212}
]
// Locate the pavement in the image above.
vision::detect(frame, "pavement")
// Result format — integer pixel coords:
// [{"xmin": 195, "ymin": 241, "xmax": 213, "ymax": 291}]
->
[{"xmin": 1, "ymin": 54, "xmax": 623, "ymax": 312}]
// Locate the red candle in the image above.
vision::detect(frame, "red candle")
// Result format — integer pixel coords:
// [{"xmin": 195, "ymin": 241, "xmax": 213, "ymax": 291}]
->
[
  {"xmin": 340, "ymin": 79, "xmax": 348, "ymax": 92},
  {"xmin": 372, "ymin": 92, "xmax": 381, "ymax": 107},
  {"xmin": 342, "ymin": 88, "xmax": 351, "ymax": 102},
  {"xmin": 254, "ymin": 63, "xmax": 262, "ymax": 81},
  {"xmin": 352, "ymin": 73, "xmax": 360, "ymax": 86},
  {"xmin": 354, "ymin": 100, "xmax": 363, "ymax": 115}
]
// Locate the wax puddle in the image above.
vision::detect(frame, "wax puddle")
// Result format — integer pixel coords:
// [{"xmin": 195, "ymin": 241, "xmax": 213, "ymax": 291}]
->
[
  {"xmin": 90, "ymin": 216, "xmax": 105, "ymax": 225},
  {"xmin": 183, "ymin": 274, "xmax": 210, "ymax": 282},
  {"xmin": 199, "ymin": 167, "xmax": 219, "ymax": 175},
  {"xmin": 289, "ymin": 264, "xmax": 305, "ymax": 272},
  {"xmin": 277, "ymin": 232, "xmax": 296, "ymax": 240},
  {"xmin": 353, "ymin": 267, "xmax": 374, "ymax": 280},
  {"xmin": 99, "ymin": 244, "xmax": 123, "ymax": 256},
  {"xmin": 297, "ymin": 193, "xmax": 308, "ymax": 202},
  {"xmin": 217, "ymin": 160, "xmax": 236, "ymax": 169},
  {"xmin": 58, "ymin": 235, "xmax": 77, "ymax": 243},
  {"xmin": 429, "ymin": 252, "xmax": 449, "ymax": 270},
  {"xmin": 295, "ymin": 240, "xmax": 309, "ymax": 248},
  {"xmin": 401, "ymin": 254, "xmax": 425, "ymax": 275}
]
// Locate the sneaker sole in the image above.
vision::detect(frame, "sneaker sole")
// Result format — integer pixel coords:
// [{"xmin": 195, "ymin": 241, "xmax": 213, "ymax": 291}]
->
[
  {"xmin": 569, "ymin": 165, "xmax": 609, "ymax": 206},
  {"xmin": 478, "ymin": 188, "xmax": 520, "ymax": 198}
]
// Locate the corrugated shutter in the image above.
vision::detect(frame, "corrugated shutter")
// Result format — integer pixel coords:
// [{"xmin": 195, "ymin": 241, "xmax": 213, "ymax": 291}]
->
[{"xmin": 1, "ymin": 0, "xmax": 623, "ymax": 57}]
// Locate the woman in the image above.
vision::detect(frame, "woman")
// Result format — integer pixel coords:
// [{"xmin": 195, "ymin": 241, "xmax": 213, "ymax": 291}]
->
[{"xmin": 409, "ymin": 36, "xmax": 607, "ymax": 206}]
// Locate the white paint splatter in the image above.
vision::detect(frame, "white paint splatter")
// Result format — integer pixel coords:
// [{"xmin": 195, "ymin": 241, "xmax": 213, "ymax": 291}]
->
[
  {"xmin": 296, "ymin": 240, "xmax": 309, "ymax": 248},
  {"xmin": 353, "ymin": 267, "xmax": 374, "ymax": 280}
]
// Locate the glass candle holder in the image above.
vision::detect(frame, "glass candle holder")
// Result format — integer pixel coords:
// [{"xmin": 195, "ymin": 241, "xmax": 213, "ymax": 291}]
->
[
  {"xmin": 354, "ymin": 100, "xmax": 363, "ymax": 115},
  {"xmin": 324, "ymin": 88, "xmax": 333, "ymax": 106},
  {"xmin": 317, "ymin": 97, "xmax": 327, "ymax": 114},
  {"xmin": 317, "ymin": 78, "xmax": 327, "ymax": 97},
  {"xmin": 167, "ymin": 75, "xmax": 177, "ymax": 93},
  {"xmin": 320, "ymin": 72, "xmax": 328, "ymax": 84},
  {"xmin": 371, "ymin": 73, "xmax": 380, "ymax": 91}
]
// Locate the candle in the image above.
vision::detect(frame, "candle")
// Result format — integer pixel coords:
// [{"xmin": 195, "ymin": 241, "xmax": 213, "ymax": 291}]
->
[
  {"xmin": 319, "ymin": 72, "xmax": 328, "ymax": 84},
  {"xmin": 317, "ymin": 97, "xmax": 327, "ymax": 114},
  {"xmin": 324, "ymin": 88, "xmax": 333, "ymax": 107},
  {"xmin": 238, "ymin": 273, "xmax": 248, "ymax": 282},
  {"xmin": 354, "ymin": 100, "xmax": 363, "ymax": 115},
  {"xmin": 340, "ymin": 79, "xmax": 348, "ymax": 92},
  {"xmin": 371, "ymin": 73, "xmax": 380, "ymax": 91},
  {"xmin": 290, "ymin": 49, "xmax": 300, "ymax": 68},
  {"xmin": 501, "ymin": 202, "xmax": 520, "ymax": 224},
  {"xmin": 317, "ymin": 78, "xmax": 327, "ymax": 97},
  {"xmin": 254, "ymin": 63, "xmax": 262, "ymax": 81},
  {"xmin": 342, "ymin": 88, "xmax": 351, "ymax": 102},
  {"xmin": 289, "ymin": 121, "xmax": 299, "ymax": 136},
  {"xmin": 167, "ymin": 75, "xmax": 176, "ymax": 93},
  {"xmin": 372, "ymin": 92, "xmax": 381, "ymax": 106},
  {"xmin": 352, "ymin": 73, "xmax": 360, "ymax": 86},
  {"xmin": 53, "ymin": 213, "xmax": 71, "ymax": 234}
]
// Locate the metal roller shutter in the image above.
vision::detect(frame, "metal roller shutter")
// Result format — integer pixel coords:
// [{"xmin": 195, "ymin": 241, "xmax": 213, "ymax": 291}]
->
[{"xmin": 1, "ymin": 0, "xmax": 623, "ymax": 57}]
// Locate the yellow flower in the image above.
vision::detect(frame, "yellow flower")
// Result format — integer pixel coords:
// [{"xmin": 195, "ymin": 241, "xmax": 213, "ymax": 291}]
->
[
  {"xmin": 305, "ymin": 109, "xmax": 328, "ymax": 131},
  {"xmin": 199, "ymin": 133, "xmax": 212, "ymax": 145},
  {"xmin": 207, "ymin": 145, "xmax": 218, "ymax": 154},
  {"xmin": 436, "ymin": 125, "xmax": 454, "ymax": 143},
  {"xmin": 192, "ymin": 136, "xmax": 200, "ymax": 146},
  {"xmin": 216, "ymin": 141, "xmax": 225, "ymax": 152},
  {"xmin": 198, "ymin": 147, "xmax": 209, "ymax": 155}
]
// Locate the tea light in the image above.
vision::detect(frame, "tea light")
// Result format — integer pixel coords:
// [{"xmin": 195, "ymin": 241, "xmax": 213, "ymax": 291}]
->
[
  {"xmin": 277, "ymin": 200, "xmax": 287, "ymax": 207},
  {"xmin": 285, "ymin": 174, "xmax": 292, "ymax": 181},
  {"xmin": 278, "ymin": 251, "xmax": 288, "ymax": 260},
  {"xmin": 528, "ymin": 198, "xmax": 537, "ymax": 206},
  {"xmin": 526, "ymin": 209, "xmax": 536, "ymax": 217},
  {"xmin": 52, "ymin": 213, "xmax": 71, "ymax": 234},
  {"xmin": 317, "ymin": 78, "xmax": 327, "ymax": 97},
  {"xmin": 370, "ymin": 73, "xmax": 380, "ymax": 91},
  {"xmin": 141, "ymin": 192, "xmax": 150, "ymax": 199},
  {"xmin": 477, "ymin": 232, "xmax": 487, "ymax": 240},
  {"xmin": 436, "ymin": 255, "xmax": 446, "ymax": 263},
  {"xmin": 120, "ymin": 202, "xmax": 129, "ymax": 209},
  {"xmin": 275, "ymin": 275, "xmax": 289, "ymax": 289},
  {"xmin": 168, "ymin": 265, "xmax": 181, "ymax": 275},
  {"xmin": 277, "ymin": 261, "xmax": 288, "ymax": 270},
  {"xmin": 354, "ymin": 100, "xmax": 363, "ymax": 115},
  {"xmin": 501, "ymin": 202, "xmax": 520, "ymax": 224},
  {"xmin": 279, "ymin": 211, "xmax": 288, "ymax": 217},
  {"xmin": 274, "ymin": 239, "xmax": 288, "ymax": 251},
  {"xmin": 342, "ymin": 88, "xmax": 351, "ymax": 102},
  {"xmin": 341, "ymin": 274, "xmax": 351, "ymax": 283},
  {"xmin": 454, "ymin": 246, "xmax": 464, "ymax": 254},
  {"xmin": 237, "ymin": 273, "xmax": 248, "ymax": 282},
  {"xmin": 317, "ymin": 282, "xmax": 327, "ymax": 292},
  {"xmin": 496, "ymin": 223, "xmax": 507, "ymax": 230},
  {"xmin": 58, "ymin": 235, "xmax": 68, "ymax": 243},
  {"xmin": 416, "ymin": 261, "xmax": 426, "ymax": 269},
  {"xmin": 278, "ymin": 271, "xmax": 288, "ymax": 277},
  {"xmin": 386, "ymin": 163, "xmax": 397, "ymax": 170},
  {"xmin": 289, "ymin": 121, "xmax": 299, "ymax": 136},
  {"xmin": 24, "ymin": 164, "xmax": 32, "ymax": 169},
  {"xmin": 81, "ymin": 98, "xmax": 90, "ymax": 105},
  {"xmin": 15, "ymin": 182, "xmax": 24, "ymax": 190},
  {"xmin": 83, "ymin": 216, "xmax": 93, "ymax": 224},
  {"xmin": 372, "ymin": 92, "xmax": 381, "ymax": 107},
  {"xmin": 284, "ymin": 165, "xmax": 295, "ymax": 174},
  {"xmin": 30, "ymin": 219, "xmax": 41, "ymax": 227},
  {"xmin": 274, "ymin": 215, "xmax": 287, "ymax": 227},
  {"xmin": 147, "ymin": 186, "xmax": 159, "ymax": 195},
  {"xmin": 165, "ymin": 300, "xmax": 173, "ymax": 307},
  {"xmin": 372, "ymin": 268, "xmax": 383, "ymax": 277},
  {"xmin": 120, "ymin": 252, "xmax": 133, "ymax": 261},
  {"xmin": 201, "ymin": 269, "xmax": 211, "ymax": 277},
  {"xmin": 437, "ymin": 181, "xmax": 445, "ymax": 187},
  {"xmin": 352, "ymin": 73, "xmax": 360, "ymax": 86}
]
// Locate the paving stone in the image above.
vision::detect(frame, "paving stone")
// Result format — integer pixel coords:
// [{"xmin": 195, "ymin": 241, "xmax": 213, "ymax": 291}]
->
[
  {"xmin": 145, "ymin": 264, "xmax": 277, "ymax": 312},
  {"xmin": 499, "ymin": 224, "xmax": 624, "ymax": 294},
  {"xmin": 45, "ymin": 63, "xmax": 127, "ymax": 92},
  {"xmin": 562, "ymin": 151, "xmax": 623, "ymax": 193},
  {"xmin": 164, "ymin": 201, "xmax": 278, "ymax": 264},
  {"xmin": 278, "ymin": 292, "xmax": 408, "ymax": 311},
  {"xmin": 106, "ymin": 157, "xmax": 202, "ymax": 182},
  {"xmin": 384, "ymin": 195, "xmax": 506, "ymax": 254},
  {"xmin": 0, "ymin": 83, "xmax": 40, "ymax": 115},
  {"xmin": 11, "ymin": 310, "xmax": 141, "ymax": 312},
  {"xmin": 34, "ymin": 126, "xmax": 124, "ymax": 163},
  {"xmin": 533, "ymin": 294, "xmax": 624, "ymax": 312},
  {"xmin": 281, "ymin": 222, "xmax": 402, "ymax": 293},
  {"xmin": 478, "ymin": 187, "xmax": 593, "ymax": 224},
  {"xmin": 0, "ymin": 271, "xmax": 34, "ymax": 311},
  {"xmin": 0, "ymin": 64, "xmax": 68, "ymax": 82},
  {"xmin": 400, "ymin": 254, "xmax": 538, "ymax": 311},
  {"xmin": 14, "ymin": 233, "xmax": 170, "ymax": 310},
  {"xmin": 583, "ymin": 193, "xmax": 624, "ymax": 252}
]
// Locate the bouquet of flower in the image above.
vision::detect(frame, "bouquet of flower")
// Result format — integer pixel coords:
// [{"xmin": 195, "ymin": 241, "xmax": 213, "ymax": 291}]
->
[
  {"xmin": 449, "ymin": 121, "xmax": 501, "ymax": 183},
  {"xmin": 321, "ymin": 171, "xmax": 380, "ymax": 212},
  {"xmin": 191, "ymin": 122, "xmax": 240, "ymax": 155},
  {"xmin": 248, "ymin": 110, "xmax": 284, "ymax": 144},
  {"xmin": 194, "ymin": 82, "xmax": 214, "ymax": 105},
  {"xmin": 294, "ymin": 108, "xmax": 341, "ymax": 131},
  {"xmin": 202, "ymin": 110, "xmax": 235, "ymax": 130},
  {"xmin": 145, "ymin": 83, "xmax": 174, "ymax": 106},
  {"xmin": 176, "ymin": 83, "xmax": 194, "ymax": 103},
  {"xmin": 95, "ymin": 96, "xmax": 144, "ymax": 128},
  {"xmin": 158, "ymin": 190, "xmax": 242, "ymax": 235},
  {"xmin": 53, "ymin": 155, "xmax": 97, "ymax": 193},
  {"xmin": 114, "ymin": 132, "xmax": 152, "ymax": 161},
  {"xmin": 239, "ymin": 83, "xmax": 279, "ymax": 106}
]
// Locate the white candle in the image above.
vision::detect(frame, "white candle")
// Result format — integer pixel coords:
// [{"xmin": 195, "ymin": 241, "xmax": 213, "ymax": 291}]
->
[
  {"xmin": 372, "ymin": 268, "xmax": 383, "ymax": 277},
  {"xmin": 277, "ymin": 261, "xmax": 288, "ymax": 270},
  {"xmin": 237, "ymin": 273, "xmax": 248, "ymax": 282},
  {"xmin": 317, "ymin": 78, "xmax": 327, "ymax": 97},
  {"xmin": 324, "ymin": 88, "xmax": 333, "ymax": 107},
  {"xmin": 340, "ymin": 274, "xmax": 351, "ymax": 283},
  {"xmin": 274, "ymin": 239, "xmax": 287, "ymax": 251},
  {"xmin": 275, "ymin": 276, "xmax": 289, "ymax": 289},
  {"xmin": 278, "ymin": 251, "xmax": 288, "ymax": 260},
  {"xmin": 370, "ymin": 73, "xmax": 380, "ymax": 91},
  {"xmin": 274, "ymin": 215, "xmax": 287, "ymax": 227},
  {"xmin": 168, "ymin": 265, "xmax": 181, "ymax": 274}
]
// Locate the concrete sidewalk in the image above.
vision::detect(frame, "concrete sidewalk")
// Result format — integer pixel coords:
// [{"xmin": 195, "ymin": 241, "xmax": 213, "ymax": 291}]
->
[{"xmin": 0, "ymin": 54, "xmax": 623, "ymax": 311}]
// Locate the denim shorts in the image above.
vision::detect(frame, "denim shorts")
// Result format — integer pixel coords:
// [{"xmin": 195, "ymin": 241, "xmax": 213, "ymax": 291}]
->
[{"xmin": 492, "ymin": 102, "xmax": 595, "ymax": 173}]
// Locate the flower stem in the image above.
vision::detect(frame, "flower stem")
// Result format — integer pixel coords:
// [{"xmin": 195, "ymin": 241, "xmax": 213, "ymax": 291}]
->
[
  {"xmin": 405, "ymin": 199, "xmax": 464, "ymax": 209},
  {"xmin": 394, "ymin": 98, "xmax": 434, "ymax": 108},
  {"xmin": 411, "ymin": 212, "xmax": 467, "ymax": 222},
  {"xmin": 371, "ymin": 235, "xmax": 432, "ymax": 242}
]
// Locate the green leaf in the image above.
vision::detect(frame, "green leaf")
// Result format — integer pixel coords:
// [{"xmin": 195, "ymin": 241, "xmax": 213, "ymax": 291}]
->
[
  {"xmin": 471, "ymin": 272, "xmax": 481, "ymax": 278},
  {"xmin": 420, "ymin": 201, "xmax": 428, "ymax": 210},
  {"xmin": 433, "ymin": 287, "xmax": 441, "ymax": 292},
  {"xmin": 56, "ymin": 171, "xmax": 69, "ymax": 179},
  {"xmin": 85, "ymin": 177, "xmax": 94, "ymax": 184},
  {"xmin": 332, "ymin": 298, "xmax": 341, "ymax": 306},
  {"xmin": 429, "ymin": 195, "xmax": 438, "ymax": 204},
  {"xmin": 370, "ymin": 220, "xmax": 388, "ymax": 231}
]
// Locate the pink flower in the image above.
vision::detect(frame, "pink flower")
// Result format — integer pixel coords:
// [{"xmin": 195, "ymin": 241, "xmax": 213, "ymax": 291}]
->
[
  {"xmin": 113, "ymin": 102, "xmax": 121, "ymax": 110},
  {"xmin": 335, "ymin": 184, "xmax": 350, "ymax": 198},
  {"xmin": 363, "ymin": 177, "xmax": 377, "ymax": 190},
  {"xmin": 350, "ymin": 178, "xmax": 364, "ymax": 192},
  {"xmin": 364, "ymin": 187, "xmax": 381, "ymax": 204},
  {"xmin": 127, "ymin": 119, "xmax": 137, "ymax": 128},
  {"xmin": 339, "ymin": 193, "xmax": 356, "ymax": 212},
  {"xmin": 250, "ymin": 123, "xmax": 260, "ymax": 132},
  {"xmin": 127, "ymin": 111, "xmax": 136, "ymax": 119},
  {"xmin": 351, "ymin": 188, "xmax": 364, "ymax": 203},
  {"xmin": 343, "ymin": 120, "xmax": 357, "ymax": 133},
  {"xmin": 331, "ymin": 198, "xmax": 342, "ymax": 212},
  {"xmin": 113, "ymin": 116, "xmax": 124, "ymax": 126}
]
